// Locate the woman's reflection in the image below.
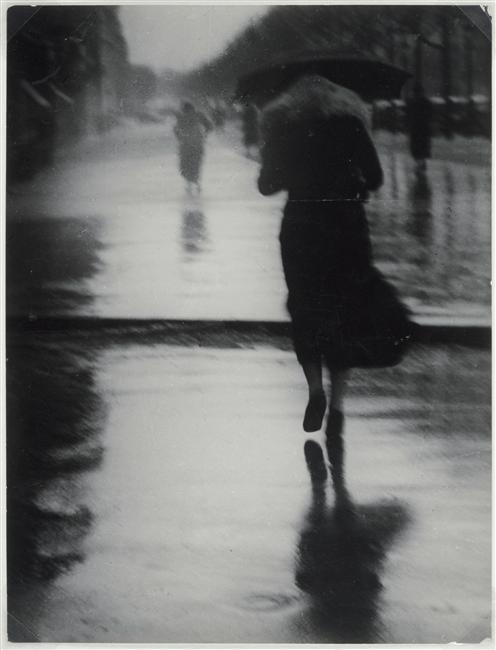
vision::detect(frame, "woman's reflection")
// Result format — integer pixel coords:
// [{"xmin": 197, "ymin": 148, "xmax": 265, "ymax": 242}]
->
[
  {"xmin": 407, "ymin": 170, "xmax": 433, "ymax": 247},
  {"xmin": 181, "ymin": 196, "xmax": 208, "ymax": 255},
  {"xmin": 295, "ymin": 427, "xmax": 409, "ymax": 643}
]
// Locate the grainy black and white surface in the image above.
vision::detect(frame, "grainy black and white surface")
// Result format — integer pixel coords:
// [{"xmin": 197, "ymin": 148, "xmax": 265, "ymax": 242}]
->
[{"xmin": 6, "ymin": 3, "xmax": 491, "ymax": 645}]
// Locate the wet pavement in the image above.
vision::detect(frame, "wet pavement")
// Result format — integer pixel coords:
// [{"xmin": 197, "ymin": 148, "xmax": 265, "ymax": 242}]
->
[
  {"xmin": 6, "ymin": 120, "xmax": 492, "ymax": 643},
  {"xmin": 7, "ymin": 333, "xmax": 491, "ymax": 644},
  {"xmin": 6, "ymin": 120, "xmax": 491, "ymax": 323}
]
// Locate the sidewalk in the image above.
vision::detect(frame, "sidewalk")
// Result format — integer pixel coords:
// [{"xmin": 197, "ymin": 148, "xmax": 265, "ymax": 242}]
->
[
  {"xmin": 6, "ymin": 122, "xmax": 491, "ymax": 644},
  {"xmin": 7, "ymin": 331, "xmax": 491, "ymax": 644},
  {"xmin": 6, "ymin": 120, "xmax": 491, "ymax": 337}
]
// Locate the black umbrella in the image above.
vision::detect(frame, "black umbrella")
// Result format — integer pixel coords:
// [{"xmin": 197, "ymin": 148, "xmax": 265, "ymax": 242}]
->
[{"xmin": 235, "ymin": 51, "xmax": 411, "ymax": 106}]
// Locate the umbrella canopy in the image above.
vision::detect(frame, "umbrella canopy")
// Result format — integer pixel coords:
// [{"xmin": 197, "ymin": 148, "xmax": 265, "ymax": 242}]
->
[{"xmin": 235, "ymin": 52, "xmax": 411, "ymax": 106}]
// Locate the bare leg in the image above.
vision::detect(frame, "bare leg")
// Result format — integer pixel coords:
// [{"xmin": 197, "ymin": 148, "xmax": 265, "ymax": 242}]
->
[
  {"xmin": 326, "ymin": 368, "xmax": 350, "ymax": 497},
  {"xmin": 325, "ymin": 368, "xmax": 349, "ymax": 440},
  {"xmin": 302, "ymin": 360, "xmax": 327, "ymax": 432},
  {"xmin": 302, "ymin": 360, "xmax": 324, "ymax": 396},
  {"xmin": 329, "ymin": 368, "xmax": 349, "ymax": 413}
]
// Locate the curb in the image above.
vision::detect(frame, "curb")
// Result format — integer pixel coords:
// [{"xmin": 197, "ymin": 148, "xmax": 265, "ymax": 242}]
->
[{"xmin": 6, "ymin": 317, "xmax": 491, "ymax": 349}]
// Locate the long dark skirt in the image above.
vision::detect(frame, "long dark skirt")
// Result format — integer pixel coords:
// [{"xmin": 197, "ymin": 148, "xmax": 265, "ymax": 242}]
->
[{"xmin": 280, "ymin": 200, "xmax": 413, "ymax": 369}]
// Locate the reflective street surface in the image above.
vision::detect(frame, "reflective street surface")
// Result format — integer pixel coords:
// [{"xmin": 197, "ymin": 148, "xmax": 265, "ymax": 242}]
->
[
  {"xmin": 7, "ymin": 334, "xmax": 491, "ymax": 644},
  {"xmin": 6, "ymin": 120, "xmax": 491, "ymax": 644},
  {"xmin": 6, "ymin": 122, "xmax": 490, "ymax": 323}
]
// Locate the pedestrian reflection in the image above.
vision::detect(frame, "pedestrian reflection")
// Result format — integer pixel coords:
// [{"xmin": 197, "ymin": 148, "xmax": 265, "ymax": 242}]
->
[
  {"xmin": 7, "ymin": 336, "xmax": 105, "ymax": 634},
  {"xmin": 434, "ymin": 165, "xmax": 456, "ymax": 300},
  {"xmin": 181, "ymin": 198, "xmax": 208, "ymax": 255},
  {"xmin": 443, "ymin": 165, "xmax": 455, "ymax": 199},
  {"xmin": 407, "ymin": 171, "xmax": 432, "ymax": 246},
  {"xmin": 295, "ymin": 433, "xmax": 409, "ymax": 643},
  {"xmin": 442, "ymin": 166, "xmax": 455, "ymax": 263},
  {"xmin": 389, "ymin": 148, "xmax": 399, "ymax": 202}
]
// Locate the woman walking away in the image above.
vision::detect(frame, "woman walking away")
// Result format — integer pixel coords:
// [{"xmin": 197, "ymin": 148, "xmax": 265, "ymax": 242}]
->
[
  {"xmin": 174, "ymin": 101, "xmax": 212, "ymax": 194},
  {"xmin": 257, "ymin": 75, "xmax": 413, "ymax": 440}
]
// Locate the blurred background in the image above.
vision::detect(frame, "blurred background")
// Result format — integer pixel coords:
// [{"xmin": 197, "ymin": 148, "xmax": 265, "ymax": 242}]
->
[
  {"xmin": 5, "ymin": 4, "xmax": 492, "ymax": 645},
  {"xmin": 7, "ymin": 4, "xmax": 491, "ymax": 183},
  {"xmin": 5, "ymin": 4, "xmax": 492, "ymax": 319}
]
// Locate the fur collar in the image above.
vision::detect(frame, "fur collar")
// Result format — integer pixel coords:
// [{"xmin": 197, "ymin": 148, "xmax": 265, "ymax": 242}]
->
[{"xmin": 260, "ymin": 75, "xmax": 370, "ymax": 134}]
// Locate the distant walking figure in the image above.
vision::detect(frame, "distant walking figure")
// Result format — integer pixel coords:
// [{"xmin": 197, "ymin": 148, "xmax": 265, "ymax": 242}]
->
[
  {"xmin": 257, "ymin": 75, "xmax": 412, "ymax": 439},
  {"xmin": 174, "ymin": 101, "xmax": 212, "ymax": 193},
  {"xmin": 407, "ymin": 84, "xmax": 432, "ymax": 174}
]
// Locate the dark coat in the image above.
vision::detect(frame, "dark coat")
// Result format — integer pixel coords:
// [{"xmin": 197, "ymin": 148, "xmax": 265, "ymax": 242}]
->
[
  {"xmin": 257, "ymin": 75, "xmax": 412, "ymax": 369},
  {"xmin": 257, "ymin": 75, "xmax": 382, "ymax": 200},
  {"xmin": 174, "ymin": 108, "xmax": 212, "ymax": 183},
  {"xmin": 258, "ymin": 114, "xmax": 383, "ymax": 201}
]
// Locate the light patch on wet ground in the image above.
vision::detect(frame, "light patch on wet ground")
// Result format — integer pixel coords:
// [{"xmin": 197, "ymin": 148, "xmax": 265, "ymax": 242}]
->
[{"xmin": 8, "ymin": 340, "xmax": 490, "ymax": 643}]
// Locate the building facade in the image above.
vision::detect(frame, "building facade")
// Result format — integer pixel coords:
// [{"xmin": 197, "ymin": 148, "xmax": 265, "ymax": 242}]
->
[{"xmin": 7, "ymin": 6, "xmax": 130, "ymax": 181}]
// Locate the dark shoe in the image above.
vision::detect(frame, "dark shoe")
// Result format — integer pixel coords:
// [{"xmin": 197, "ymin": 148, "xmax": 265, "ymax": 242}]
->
[
  {"xmin": 304, "ymin": 440, "xmax": 328, "ymax": 484},
  {"xmin": 303, "ymin": 391, "xmax": 327, "ymax": 432}
]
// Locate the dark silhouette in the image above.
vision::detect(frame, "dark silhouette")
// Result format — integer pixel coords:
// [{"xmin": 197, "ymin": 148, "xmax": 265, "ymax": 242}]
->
[
  {"xmin": 257, "ymin": 75, "xmax": 413, "ymax": 435},
  {"xmin": 407, "ymin": 171, "xmax": 433, "ymax": 247},
  {"xmin": 407, "ymin": 84, "xmax": 433, "ymax": 174},
  {"xmin": 174, "ymin": 102, "xmax": 212, "ymax": 194},
  {"xmin": 295, "ymin": 429, "xmax": 409, "ymax": 643}
]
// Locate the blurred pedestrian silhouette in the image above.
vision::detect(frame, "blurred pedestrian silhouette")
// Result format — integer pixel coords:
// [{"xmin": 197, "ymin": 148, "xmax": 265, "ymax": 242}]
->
[
  {"xmin": 241, "ymin": 103, "xmax": 260, "ymax": 158},
  {"xmin": 407, "ymin": 83, "xmax": 433, "ymax": 175},
  {"xmin": 181, "ymin": 198, "xmax": 208, "ymax": 256},
  {"xmin": 257, "ymin": 75, "xmax": 413, "ymax": 439},
  {"xmin": 174, "ymin": 101, "xmax": 212, "ymax": 194},
  {"xmin": 408, "ymin": 171, "xmax": 433, "ymax": 246},
  {"xmin": 296, "ymin": 434, "xmax": 409, "ymax": 642}
]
